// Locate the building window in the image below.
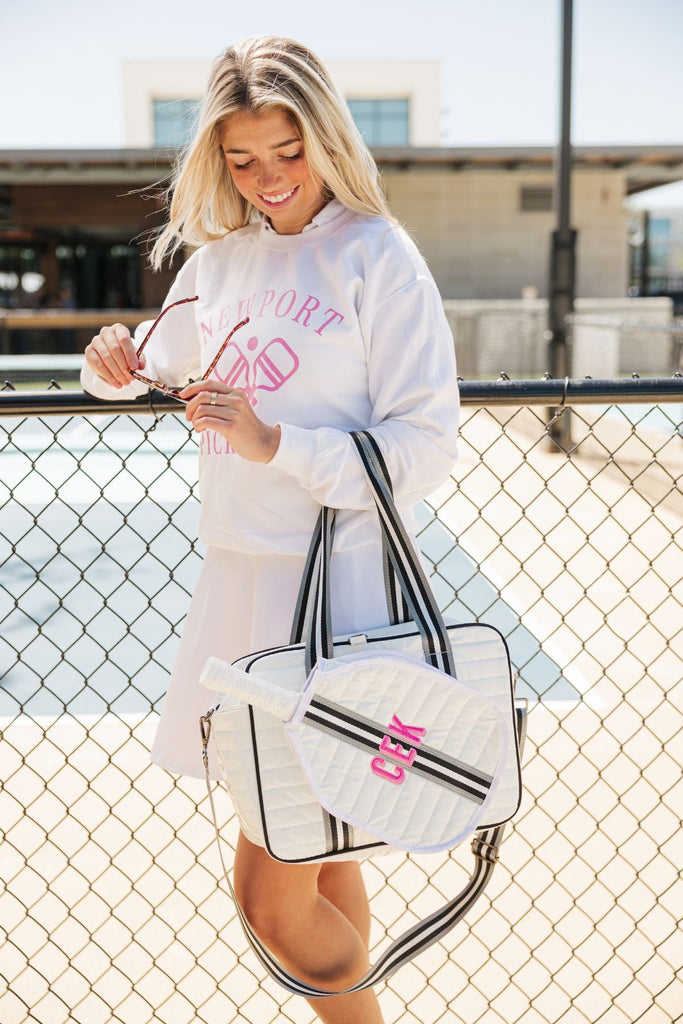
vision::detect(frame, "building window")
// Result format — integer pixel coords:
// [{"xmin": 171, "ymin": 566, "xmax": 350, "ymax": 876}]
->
[
  {"xmin": 153, "ymin": 99, "xmax": 200, "ymax": 148},
  {"xmin": 649, "ymin": 217, "xmax": 672, "ymax": 273},
  {"xmin": 520, "ymin": 186, "xmax": 553, "ymax": 212},
  {"xmin": 0, "ymin": 243, "xmax": 44, "ymax": 307},
  {"xmin": 347, "ymin": 99, "xmax": 409, "ymax": 146}
]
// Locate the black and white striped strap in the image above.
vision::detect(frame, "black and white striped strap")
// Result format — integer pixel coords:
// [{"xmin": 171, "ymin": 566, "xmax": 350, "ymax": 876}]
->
[
  {"xmin": 201, "ymin": 704, "xmax": 526, "ymax": 998},
  {"xmin": 290, "ymin": 431, "xmax": 455, "ymax": 676},
  {"xmin": 351, "ymin": 431, "xmax": 456, "ymax": 675},
  {"xmin": 289, "ymin": 506, "xmax": 332, "ymax": 648},
  {"xmin": 354, "ymin": 433, "xmax": 410, "ymax": 624},
  {"xmin": 289, "ymin": 444, "xmax": 408, "ymax": 660}
]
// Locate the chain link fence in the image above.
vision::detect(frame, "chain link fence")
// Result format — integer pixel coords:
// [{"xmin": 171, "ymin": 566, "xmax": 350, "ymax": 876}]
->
[
  {"xmin": 444, "ymin": 303, "xmax": 682, "ymax": 380},
  {"xmin": 1, "ymin": 380, "xmax": 681, "ymax": 1024}
]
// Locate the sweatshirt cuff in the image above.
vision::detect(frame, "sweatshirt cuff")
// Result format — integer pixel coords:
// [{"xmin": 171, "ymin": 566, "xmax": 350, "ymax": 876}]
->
[
  {"xmin": 80, "ymin": 361, "xmax": 148, "ymax": 401},
  {"xmin": 268, "ymin": 422, "xmax": 318, "ymax": 484}
]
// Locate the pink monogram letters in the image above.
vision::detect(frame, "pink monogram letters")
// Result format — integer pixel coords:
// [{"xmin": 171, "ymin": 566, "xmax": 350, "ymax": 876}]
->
[{"xmin": 371, "ymin": 714, "xmax": 427, "ymax": 786}]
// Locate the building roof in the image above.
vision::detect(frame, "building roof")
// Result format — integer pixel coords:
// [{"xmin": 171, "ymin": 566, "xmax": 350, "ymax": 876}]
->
[{"xmin": 1, "ymin": 145, "xmax": 682, "ymax": 193}]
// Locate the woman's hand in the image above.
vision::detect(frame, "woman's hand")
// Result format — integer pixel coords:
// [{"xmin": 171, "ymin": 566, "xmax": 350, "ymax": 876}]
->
[
  {"xmin": 181, "ymin": 381, "xmax": 281, "ymax": 463},
  {"xmin": 84, "ymin": 324, "xmax": 143, "ymax": 388}
]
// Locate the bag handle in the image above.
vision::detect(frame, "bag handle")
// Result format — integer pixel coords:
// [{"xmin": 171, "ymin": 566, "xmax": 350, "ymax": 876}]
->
[
  {"xmin": 289, "ymin": 436, "xmax": 409, "ymax": 654},
  {"xmin": 200, "ymin": 703, "xmax": 527, "ymax": 997},
  {"xmin": 291, "ymin": 431, "xmax": 456, "ymax": 676},
  {"xmin": 351, "ymin": 431, "xmax": 456, "ymax": 674}
]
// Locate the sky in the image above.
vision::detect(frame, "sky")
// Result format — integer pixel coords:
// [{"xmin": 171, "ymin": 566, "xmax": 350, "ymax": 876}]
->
[{"xmin": 2, "ymin": 0, "xmax": 683, "ymax": 208}]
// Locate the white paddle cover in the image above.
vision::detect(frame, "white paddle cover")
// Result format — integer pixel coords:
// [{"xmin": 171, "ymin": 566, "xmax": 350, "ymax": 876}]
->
[{"xmin": 285, "ymin": 650, "xmax": 508, "ymax": 854}]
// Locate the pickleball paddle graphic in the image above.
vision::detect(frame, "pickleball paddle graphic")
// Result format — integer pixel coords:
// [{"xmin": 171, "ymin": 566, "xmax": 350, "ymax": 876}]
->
[
  {"xmin": 252, "ymin": 338, "xmax": 299, "ymax": 402},
  {"xmin": 215, "ymin": 334, "xmax": 299, "ymax": 406},
  {"xmin": 220, "ymin": 343, "xmax": 250, "ymax": 390}
]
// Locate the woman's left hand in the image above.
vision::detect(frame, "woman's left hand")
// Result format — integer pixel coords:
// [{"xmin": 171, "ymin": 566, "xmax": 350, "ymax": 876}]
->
[{"xmin": 181, "ymin": 382, "xmax": 281, "ymax": 463}]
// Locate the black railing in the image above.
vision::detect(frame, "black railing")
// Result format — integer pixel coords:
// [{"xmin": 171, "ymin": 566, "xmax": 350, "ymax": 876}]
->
[{"xmin": 0, "ymin": 374, "xmax": 682, "ymax": 419}]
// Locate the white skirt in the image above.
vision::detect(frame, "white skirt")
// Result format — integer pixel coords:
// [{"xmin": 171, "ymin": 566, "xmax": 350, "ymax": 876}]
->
[{"xmin": 151, "ymin": 543, "xmax": 391, "ymax": 780}]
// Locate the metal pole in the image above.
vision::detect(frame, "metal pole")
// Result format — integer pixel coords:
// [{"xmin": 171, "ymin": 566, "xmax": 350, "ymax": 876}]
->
[
  {"xmin": 547, "ymin": 0, "xmax": 577, "ymax": 447},
  {"xmin": 640, "ymin": 210, "xmax": 650, "ymax": 296}
]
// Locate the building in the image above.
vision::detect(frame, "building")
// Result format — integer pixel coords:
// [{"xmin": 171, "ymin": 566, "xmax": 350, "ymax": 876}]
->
[
  {"xmin": 1, "ymin": 56, "xmax": 682, "ymax": 351},
  {"xmin": 122, "ymin": 58, "xmax": 442, "ymax": 149}
]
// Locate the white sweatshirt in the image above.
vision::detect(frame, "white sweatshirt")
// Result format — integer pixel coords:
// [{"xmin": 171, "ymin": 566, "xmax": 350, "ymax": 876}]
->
[{"xmin": 81, "ymin": 200, "xmax": 460, "ymax": 555}]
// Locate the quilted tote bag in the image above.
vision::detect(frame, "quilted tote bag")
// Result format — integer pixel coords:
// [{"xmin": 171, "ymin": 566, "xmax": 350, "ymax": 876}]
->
[{"xmin": 199, "ymin": 431, "xmax": 526, "ymax": 994}]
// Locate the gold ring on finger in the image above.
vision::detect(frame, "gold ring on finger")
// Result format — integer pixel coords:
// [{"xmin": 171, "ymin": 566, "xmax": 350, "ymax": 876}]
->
[{"xmin": 210, "ymin": 393, "xmax": 218, "ymax": 406}]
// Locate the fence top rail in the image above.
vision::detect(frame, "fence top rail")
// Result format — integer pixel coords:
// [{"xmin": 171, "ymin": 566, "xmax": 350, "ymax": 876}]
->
[
  {"xmin": 4, "ymin": 308, "xmax": 683, "ymax": 333},
  {"xmin": 565, "ymin": 314, "xmax": 683, "ymax": 332},
  {"xmin": 0, "ymin": 376, "xmax": 682, "ymax": 418},
  {"xmin": 0, "ymin": 309, "xmax": 158, "ymax": 330}
]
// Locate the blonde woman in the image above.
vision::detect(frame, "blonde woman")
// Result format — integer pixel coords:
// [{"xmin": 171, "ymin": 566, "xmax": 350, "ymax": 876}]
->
[{"xmin": 83, "ymin": 35, "xmax": 459, "ymax": 1024}]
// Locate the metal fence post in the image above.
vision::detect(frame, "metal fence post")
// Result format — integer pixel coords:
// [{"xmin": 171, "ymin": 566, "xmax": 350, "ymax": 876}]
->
[{"xmin": 547, "ymin": 0, "xmax": 576, "ymax": 449}]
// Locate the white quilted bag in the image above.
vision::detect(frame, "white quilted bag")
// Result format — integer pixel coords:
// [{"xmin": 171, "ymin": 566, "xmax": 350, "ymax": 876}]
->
[
  {"xmin": 199, "ymin": 431, "xmax": 526, "ymax": 996},
  {"xmin": 203, "ymin": 627, "xmax": 520, "ymax": 856}
]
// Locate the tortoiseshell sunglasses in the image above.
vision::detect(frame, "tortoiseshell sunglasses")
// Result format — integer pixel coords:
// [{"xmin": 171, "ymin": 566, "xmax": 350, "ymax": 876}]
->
[{"xmin": 130, "ymin": 295, "xmax": 249, "ymax": 403}]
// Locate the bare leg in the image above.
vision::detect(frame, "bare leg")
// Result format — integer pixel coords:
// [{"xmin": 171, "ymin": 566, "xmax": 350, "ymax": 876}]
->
[
  {"xmin": 308, "ymin": 860, "xmax": 380, "ymax": 1022},
  {"xmin": 318, "ymin": 860, "xmax": 372, "ymax": 948},
  {"xmin": 234, "ymin": 832, "xmax": 385, "ymax": 1024}
]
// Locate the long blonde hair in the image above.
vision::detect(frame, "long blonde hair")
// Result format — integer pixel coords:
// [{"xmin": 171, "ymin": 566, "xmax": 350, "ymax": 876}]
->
[{"xmin": 151, "ymin": 36, "xmax": 394, "ymax": 269}]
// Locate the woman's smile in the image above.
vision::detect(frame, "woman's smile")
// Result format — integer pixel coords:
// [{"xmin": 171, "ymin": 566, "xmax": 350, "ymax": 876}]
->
[{"xmin": 257, "ymin": 185, "xmax": 299, "ymax": 206}]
